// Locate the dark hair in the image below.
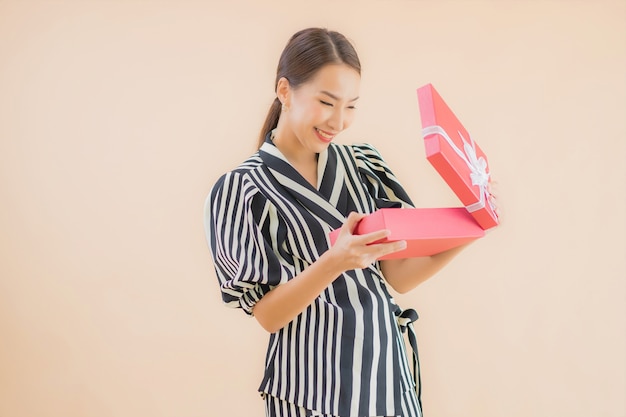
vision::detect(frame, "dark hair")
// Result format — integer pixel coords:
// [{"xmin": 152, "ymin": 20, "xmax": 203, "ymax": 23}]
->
[{"xmin": 257, "ymin": 28, "xmax": 362, "ymax": 148}]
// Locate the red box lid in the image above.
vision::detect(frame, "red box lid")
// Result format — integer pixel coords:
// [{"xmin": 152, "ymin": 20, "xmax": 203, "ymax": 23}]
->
[{"xmin": 417, "ymin": 83, "xmax": 498, "ymax": 230}]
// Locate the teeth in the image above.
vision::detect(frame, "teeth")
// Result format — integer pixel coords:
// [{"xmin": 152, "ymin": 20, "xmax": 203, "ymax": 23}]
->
[{"xmin": 316, "ymin": 128, "xmax": 334, "ymax": 139}]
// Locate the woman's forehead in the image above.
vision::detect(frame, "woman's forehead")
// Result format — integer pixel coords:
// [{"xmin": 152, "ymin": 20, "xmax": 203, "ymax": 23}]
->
[{"xmin": 301, "ymin": 64, "xmax": 361, "ymax": 98}]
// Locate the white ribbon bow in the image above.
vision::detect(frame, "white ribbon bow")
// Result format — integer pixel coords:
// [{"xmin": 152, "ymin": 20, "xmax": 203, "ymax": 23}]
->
[{"xmin": 422, "ymin": 125, "xmax": 496, "ymax": 215}]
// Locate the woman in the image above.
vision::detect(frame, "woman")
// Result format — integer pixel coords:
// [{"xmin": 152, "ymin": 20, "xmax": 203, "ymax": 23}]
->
[{"xmin": 205, "ymin": 27, "xmax": 468, "ymax": 417}]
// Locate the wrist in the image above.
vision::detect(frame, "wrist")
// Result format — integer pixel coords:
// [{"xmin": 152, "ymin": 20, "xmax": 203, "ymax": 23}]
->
[{"xmin": 317, "ymin": 249, "xmax": 345, "ymax": 281}]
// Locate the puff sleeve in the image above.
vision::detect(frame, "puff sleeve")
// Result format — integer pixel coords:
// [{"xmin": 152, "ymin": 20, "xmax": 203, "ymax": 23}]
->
[
  {"xmin": 352, "ymin": 143, "xmax": 415, "ymax": 209},
  {"xmin": 204, "ymin": 171, "xmax": 294, "ymax": 315}
]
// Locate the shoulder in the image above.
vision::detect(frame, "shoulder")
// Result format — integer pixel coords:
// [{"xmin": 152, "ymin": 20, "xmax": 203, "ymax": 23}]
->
[
  {"xmin": 328, "ymin": 142, "xmax": 384, "ymax": 163},
  {"xmin": 232, "ymin": 152, "xmax": 264, "ymax": 174},
  {"xmin": 335, "ymin": 142, "xmax": 391, "ymax": 173},
  {"xmin": 329, "ymin": 141, "xmax": 378, "ymax": 154},
  {"xmin": 208, "ymin": 152, "xmax": 264, "ymax": 203},
  {"xmin": 349, "ymin": 142, "xmax": 384, "ymax": 161}
]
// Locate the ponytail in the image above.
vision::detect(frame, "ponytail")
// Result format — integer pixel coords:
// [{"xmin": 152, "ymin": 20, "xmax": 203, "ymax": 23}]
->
[{"xmin": 258, "ymin": 98, "xmax": 282, "ymax": 149}]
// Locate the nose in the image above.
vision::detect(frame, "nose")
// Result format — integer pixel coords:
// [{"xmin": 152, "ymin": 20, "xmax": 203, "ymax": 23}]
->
[{"xmin": 328, "ymin": 108, "xmax": 345, "ymax": 132}]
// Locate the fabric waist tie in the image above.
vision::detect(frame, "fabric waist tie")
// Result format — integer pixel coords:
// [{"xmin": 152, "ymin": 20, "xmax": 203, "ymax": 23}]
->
[{"xmin": 398, "ymin": 308, "xmax": 422, "ymax": 413}]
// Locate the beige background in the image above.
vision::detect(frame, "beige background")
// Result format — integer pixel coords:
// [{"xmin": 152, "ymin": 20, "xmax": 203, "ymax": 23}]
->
[{"xmin": 1, "ymin": 1, "xmax": 625, "ymax": 416}]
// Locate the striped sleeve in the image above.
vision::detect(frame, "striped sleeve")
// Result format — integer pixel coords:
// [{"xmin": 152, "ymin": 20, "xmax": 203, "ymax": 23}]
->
[
  {"xmin": 204, "ymin": 171, "xmax": 294, "ymax": 315},
  {"xmin": 352, "ymin": 143, "xmax": 415, "ymax": 209}
]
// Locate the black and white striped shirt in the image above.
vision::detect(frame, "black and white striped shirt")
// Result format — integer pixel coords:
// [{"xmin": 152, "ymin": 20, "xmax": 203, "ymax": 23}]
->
[{"xmin": 205, "ymin": 136, "xmax": 418, "ymax": 417}]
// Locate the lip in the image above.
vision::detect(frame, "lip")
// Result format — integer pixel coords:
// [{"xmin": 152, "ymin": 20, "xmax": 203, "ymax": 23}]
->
[{"xmin": 314, "ymin": 127, "xmax": 337, "ymax": 143}]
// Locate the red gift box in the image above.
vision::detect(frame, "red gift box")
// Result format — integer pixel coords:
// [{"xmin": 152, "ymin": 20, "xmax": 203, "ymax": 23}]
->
[
  {"xmin": 328, "ymin": 208, "xmax": 485, "ymax": 260},
  {"xmin": 417, "ymin": 83, "xmax": 499, "ymax": 230}
]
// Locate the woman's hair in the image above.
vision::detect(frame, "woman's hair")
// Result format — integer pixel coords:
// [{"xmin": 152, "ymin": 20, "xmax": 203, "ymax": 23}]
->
[{"xmin": 257, "ymin": 28, "xmax": 361, "ymax": 148}]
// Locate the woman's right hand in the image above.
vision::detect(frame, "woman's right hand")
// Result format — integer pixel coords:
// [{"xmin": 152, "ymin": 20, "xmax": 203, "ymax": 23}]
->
[
  {"xmin": 254, "ymin": 212, "xmax": 406, "ymax": 333},
  {"xmin": 325, "ymin": 211, "xmax": 407, "ymax": 272}
]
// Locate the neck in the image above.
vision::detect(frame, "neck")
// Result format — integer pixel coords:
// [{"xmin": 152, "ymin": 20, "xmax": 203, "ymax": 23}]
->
[
  {"xmin": 271, "ymin": 128, "xmax": 317, "ymax": 166},
  {"xmin": 271, "ymin": 128, "xmax": 319, "ymax": 188}
]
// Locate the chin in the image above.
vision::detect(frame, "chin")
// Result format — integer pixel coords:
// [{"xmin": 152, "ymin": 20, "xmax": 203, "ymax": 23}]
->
[{"xmin": 312, "ymin": 142, "xmax": 331, "ymax": 154}]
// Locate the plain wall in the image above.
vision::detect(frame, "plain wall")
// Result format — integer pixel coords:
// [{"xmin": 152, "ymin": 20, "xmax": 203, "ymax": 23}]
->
[{"xmin": 1, "ymin": 1, "xmax": 624, "ymax": 416}]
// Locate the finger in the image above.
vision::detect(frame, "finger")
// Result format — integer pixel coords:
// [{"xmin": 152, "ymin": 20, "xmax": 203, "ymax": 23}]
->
[
  {"xmin": 373, "ymin": 240, "xmax": 407, "ymax": 258},
  {"xmin": 488, "ymin": 179, "xmax": 499, "ymax": 199},
  {"xmin": 357, "ymin": 228, "xmax": 392, "ymax": 245},
  {"xmin": 340, "ymin": 212, "xmax": 368, "ymax": 236}
]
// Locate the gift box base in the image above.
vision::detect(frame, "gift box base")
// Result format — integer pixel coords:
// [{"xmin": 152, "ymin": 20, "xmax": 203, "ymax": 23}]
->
[{"xmin": 329, "ymin": 207, "xmax": 485, "ymax": 260}]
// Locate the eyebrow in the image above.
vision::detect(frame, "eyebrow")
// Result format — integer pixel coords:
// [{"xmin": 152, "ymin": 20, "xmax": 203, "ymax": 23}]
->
[{"xmin": 320, "ymin": 90, "xmax": 359, "ymax": 102}]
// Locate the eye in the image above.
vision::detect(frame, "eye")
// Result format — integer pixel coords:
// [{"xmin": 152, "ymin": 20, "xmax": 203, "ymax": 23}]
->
[
  {"xmin": 347, "ymin": 105, "xmax": 357, "ymax": 110},
  {"xmin": 320, "ymin": 100, "xmax": 333, "ymax": 107}
]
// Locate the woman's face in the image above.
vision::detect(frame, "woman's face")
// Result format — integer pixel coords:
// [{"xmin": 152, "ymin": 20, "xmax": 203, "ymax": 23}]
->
[{"xmin": 277, "ymin": 63, "xmax": 361, "ymax": 157}]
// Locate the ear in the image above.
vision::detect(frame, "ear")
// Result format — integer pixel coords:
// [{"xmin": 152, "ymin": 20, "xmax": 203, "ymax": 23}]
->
[{"xmin": 276, "ymin": 77, "xmax": 291, "ymax": 107}]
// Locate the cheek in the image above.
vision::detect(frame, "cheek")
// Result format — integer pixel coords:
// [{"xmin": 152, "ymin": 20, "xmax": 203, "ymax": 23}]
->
[
  {"xmin": 344, "ymin": 111, "xmax": 357, "ymax": 128},
  {"xmin": 292, "ymin": 102, "xmax": 321, "ymax": 125},
  {"xmin": 306, "ymin": 104, "xmax": 327, "ymax": 122}
]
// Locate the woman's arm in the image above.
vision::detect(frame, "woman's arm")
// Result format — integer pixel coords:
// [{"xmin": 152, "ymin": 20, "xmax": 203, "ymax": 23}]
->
[
  {"xmin": 252, "ymin": 212, "xmax": 407, "ymax": 333},
  {"xmin": 379, "ymin": 243, "xmax": 471, "ymax": 294}
]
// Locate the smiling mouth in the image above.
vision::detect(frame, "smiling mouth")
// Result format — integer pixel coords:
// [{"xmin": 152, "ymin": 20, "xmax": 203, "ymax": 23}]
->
[{"xmin": 315, "ymin": 128, "xmax": 336, "ymax": 141}]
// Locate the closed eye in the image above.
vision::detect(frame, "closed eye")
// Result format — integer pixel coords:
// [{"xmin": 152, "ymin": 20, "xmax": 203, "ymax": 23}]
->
[{"xmin": 320, "ymin": 100, "xmax": 333, "ymax": 107}]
